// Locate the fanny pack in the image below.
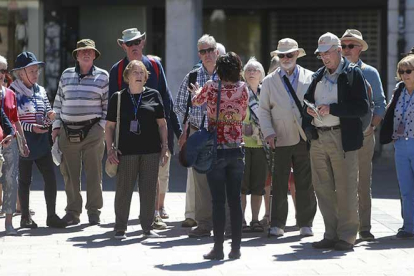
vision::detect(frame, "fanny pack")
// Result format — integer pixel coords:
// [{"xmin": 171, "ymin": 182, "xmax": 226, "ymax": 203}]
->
[{"xmin": 63, "ymin": 118, "xmax": 100, "ymax": 143}]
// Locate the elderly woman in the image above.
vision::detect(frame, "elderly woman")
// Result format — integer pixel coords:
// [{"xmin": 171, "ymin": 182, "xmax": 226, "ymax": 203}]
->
[
  {"xmin": 0, "ymin": 55, "xmax": 26, "ymax": 235},
  {"xmin": 191, "ymin": 52, "xmax": 248, "ymax": 260},
  {"xmin": 241, "ymin": 57, "xmax": 267, "ymax": 233},
  {"xmin": 386, "ymin": 55, "xmax": 414, "ymax": 238},
  {"xmin": 106, "ymin": 60, "xmax": 168, "ymax": 240},
  {"xmin": 10, "ymin": 52, "xmax": 66, "ymax": 229}
]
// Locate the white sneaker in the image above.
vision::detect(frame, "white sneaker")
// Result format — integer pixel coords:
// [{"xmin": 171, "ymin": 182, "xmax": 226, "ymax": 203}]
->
[
  {"xmin": 143, "ymin": 230, "xmax": 161, "ymax": 238},
  {"xmin": 269, "ymin": 227, "xmax": 284, "ymax": 237},
  {"xmin": 300, "ymin": 227, "xmax": 314, "ymax": 237}
]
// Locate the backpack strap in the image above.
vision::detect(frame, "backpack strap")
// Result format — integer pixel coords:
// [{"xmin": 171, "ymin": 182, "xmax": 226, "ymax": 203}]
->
[
  {"xmin": 347, "ymin": 64, "xmax": 373, "ymax": 105},
  {"xmin": 184, "ymin": 70, "xmax": 198, "ymax": 138},
  {"xmin": 117, "ymin": 59, "xmax": 125, "ymax": 91},
  {"xmin": 148, "ymin": 57, "xmax": 160, "ymax": 83}
]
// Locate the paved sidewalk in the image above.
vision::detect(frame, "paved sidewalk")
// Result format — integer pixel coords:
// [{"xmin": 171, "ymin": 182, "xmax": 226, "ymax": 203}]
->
[{"xmin": 0, "ymin": 158, "xmax": 413, "ymax": 275}]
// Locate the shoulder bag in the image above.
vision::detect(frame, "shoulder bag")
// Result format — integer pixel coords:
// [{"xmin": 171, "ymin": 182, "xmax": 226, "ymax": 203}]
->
[{"xmin": 105, "ymin": 91, "xmax": 122, "ymax": 177}]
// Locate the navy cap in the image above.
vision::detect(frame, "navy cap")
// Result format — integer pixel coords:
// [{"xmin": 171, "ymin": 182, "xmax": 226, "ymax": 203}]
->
[{"xmin": 11, "ymin": 52, "xmax": 44, "ymax": 72}]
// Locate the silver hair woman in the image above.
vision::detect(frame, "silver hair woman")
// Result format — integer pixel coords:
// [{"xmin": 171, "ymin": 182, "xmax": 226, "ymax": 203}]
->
[{"xmin": 241, "ymin": 57, "xmax": 269, "ymax": 232}]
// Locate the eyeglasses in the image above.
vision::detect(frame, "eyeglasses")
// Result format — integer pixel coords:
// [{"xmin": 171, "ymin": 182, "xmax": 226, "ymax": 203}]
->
[
  {"xmin": 198, "ymin": 47, "xmax": 216, "ymax": 55},
  {"xmin": 125, "ymin": 39, "xmax": 142, "ymax": 47},
  {"xmin": 277, "ymin": 53, "xmax": 294, "ymax": 59},
  {"xmin": 341, "ymin": 44, "xmax": 360, "ymax": 50},
  {"xmin": 398, "ymin": 69, "xmax": 413, "ymax": 75},
  {"xmin": 0, "ymin": 69, "xmax": 7, "ymax": 74}
]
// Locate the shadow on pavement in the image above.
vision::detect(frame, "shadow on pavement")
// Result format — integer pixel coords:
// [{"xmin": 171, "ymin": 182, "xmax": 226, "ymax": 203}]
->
[
  {"xmin": 273, "ymin": 242, "xmax": 349, "ymax": 261},
  {"xmin": 356, "ymin": 235, "xmax": 414, "ymax": 250},
  {"xmin": 154, "ymin": 260, "xmax": 231, "ymax": 272}
]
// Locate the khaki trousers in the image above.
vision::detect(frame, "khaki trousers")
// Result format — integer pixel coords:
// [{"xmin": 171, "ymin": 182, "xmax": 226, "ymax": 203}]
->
[
  {"xmin": 310, "ymin": 129, "xmax": 359, "ymax": 244},
  {"xmin": 185, "ymin": 168, "xmax": 196, "ymax": 220},
  {"xmin": 59, "ymin": 124, "xmax": 105, "ymax": 217},
  {"xmin": 158, "ymin": 150, "xmax": 171, "ymax": 194},
  {"xmin": 357, "ymin": 131, "xmax": 375, "ymax": 232}
]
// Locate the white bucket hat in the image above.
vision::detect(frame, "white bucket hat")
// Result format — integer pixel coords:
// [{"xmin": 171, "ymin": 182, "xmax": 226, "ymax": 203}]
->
[
  {"xmin": 270, "ymin": 38, "xmax": 306, "ymax": 58},
  {"xmin": 314, "ymin": 32, "xmax": 340, "ymax": 54},
  {"xmin": 340, "ymin": 29, "xmax": 368, "ymax": 51},
  {"xmin": 117, "ymin": 28, "xmax": 146, "ymax": 47}
]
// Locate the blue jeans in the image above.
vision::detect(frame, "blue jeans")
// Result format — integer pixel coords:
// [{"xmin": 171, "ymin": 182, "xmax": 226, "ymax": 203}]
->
[
  {"xmin": 206, "ymin": 148, "xmax": 244, "ymax": 251},
  {"xmin": 395, "ymin": 138, "xmax": 414, "ymax": 233}
]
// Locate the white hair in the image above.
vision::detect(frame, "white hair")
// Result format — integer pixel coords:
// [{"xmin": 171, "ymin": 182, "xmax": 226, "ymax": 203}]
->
[
  {"xmin": 197, "ymin": 34, "xmax": 217, "ymax": 49},
  {"xmin": 243, "ymin": 57, "xmax": 265, "ymax": 81},
  {"xmin": 0, "ymin": 55, "xmax": 7, "ymax": 68},
  {"xmin": 216, "ymin": 43, "xmax": 226, "ymax": 55}
]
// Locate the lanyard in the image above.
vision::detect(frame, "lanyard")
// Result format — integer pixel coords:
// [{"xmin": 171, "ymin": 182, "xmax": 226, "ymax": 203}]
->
[
  {"xmin": 324, "ymin": 75, "xmax": 337, "ymax": 85},
  {"xmin": 1, "ymin": 86, "xmax": 4, "ymax": 108},
  {"xmin": 401, "ymin": 88, "xmax": 414, "ymax": 123},
  {"xmin": 128, "ymin": 89, "xmax": 143, "ymax": 120}
]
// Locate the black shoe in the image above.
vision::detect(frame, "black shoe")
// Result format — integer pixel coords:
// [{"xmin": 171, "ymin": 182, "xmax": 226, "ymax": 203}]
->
[
  {"xmin": 334, "ymin": 240, "xmax": 354, "ymax": 251},
  {"xmin": 46, "ymin": 214, "xmax": 67, "ymax": 228},
  {"xmin": 203, "ymin": 249, "xmax": 224, "ymax": 260},
  {"xmin": 312, "ymin": 238, "xmax": 336, "ymax": 249},
  {"xmin": 20, "ymin": 217, "xmax": 38, "ymax": 229},
  {"xmin": 88, "ymin": 214, "xmax": 100, "ymax": 226},
  {"xmin": 396, "ymin": 230, "xmax": 414, "ymax": 239},
  {"xmin": 359, "ymin": 231, "xmax": 375, "ymax": 241},
  {"xmin": 62, "ymin": 213, "xmax": 80, "ymax": 226},
  {"xmin": 228, "ymin": 249, "xmax": 241, "ymax": 259}
]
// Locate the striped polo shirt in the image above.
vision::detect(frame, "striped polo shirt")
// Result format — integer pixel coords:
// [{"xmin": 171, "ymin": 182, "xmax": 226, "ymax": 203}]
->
[{"xmin": 53, "ymin": 65, "xmax": 109, "ymax": 129}]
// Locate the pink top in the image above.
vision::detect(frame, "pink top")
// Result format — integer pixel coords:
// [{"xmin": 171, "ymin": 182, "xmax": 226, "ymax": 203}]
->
[{"xmin": 192, "ymin": 80, "xmax": 248, "ymax": 148}]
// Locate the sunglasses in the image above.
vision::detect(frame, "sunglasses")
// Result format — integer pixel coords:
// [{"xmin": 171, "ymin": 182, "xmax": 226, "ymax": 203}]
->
[
  {"xmin": 277, "ymin": 53, "xmax": 294, "ymax": 59},
  {"xmin": 198, "ymin": 47, "xmax": 216, "ymax": 55},
  {"xmin": 341, "ymin": 44, "xmax": 361, "ymax": 50},
  {"xmin": 0, "ymin": 69, "xmax": 7, "ymax": 74},
  {"xmin": 125, "ymin": 39, "xmax": 142, "ymax": 47},
  {"xmin": 398, "ymin": 69, "xmax": 413, "ymax": 75}
]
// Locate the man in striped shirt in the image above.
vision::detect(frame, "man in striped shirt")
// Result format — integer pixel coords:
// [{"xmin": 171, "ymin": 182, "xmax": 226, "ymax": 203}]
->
[{"xmin": 52, "ymin": 39, "xmax": 108, "ymax": 226}]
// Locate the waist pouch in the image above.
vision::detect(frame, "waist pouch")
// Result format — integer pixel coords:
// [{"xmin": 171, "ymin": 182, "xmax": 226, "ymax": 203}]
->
[{"xmin": 63, "ymin": 118, "xmax": 99, "ymax": 143}]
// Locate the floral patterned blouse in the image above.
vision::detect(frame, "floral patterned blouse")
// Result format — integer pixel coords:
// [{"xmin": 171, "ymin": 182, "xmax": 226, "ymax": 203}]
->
[{"xmin": 192, "ymin": 80, "xmax": 248, "ymax": 149}]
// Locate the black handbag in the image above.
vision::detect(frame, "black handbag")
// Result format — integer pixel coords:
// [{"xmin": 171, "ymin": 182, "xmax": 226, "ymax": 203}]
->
[
  {"xmin": 184, "ymin": 81, "xmax": 222, "ymax": 174},
  {"xmin": 380, "ymin": 83, "xmax": 404, "ymax": 144}
]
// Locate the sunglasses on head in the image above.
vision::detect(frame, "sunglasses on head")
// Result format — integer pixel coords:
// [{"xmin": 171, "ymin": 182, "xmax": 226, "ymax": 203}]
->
[
  {"xmin": 399, "ymin": 69, "xmax": 413, "ymax": 75},
  {"xmin": 198, "ymin": 47, "xmax": 215, "ymax": 55},
  {"xmin": 341, "ymin": 44, "xmax": 360, "ymax": 50},
  {"xmin": 0, "ymin": 69, "xmax": 7, "ymax": 74},
  {"xmin": 277, "ymin": 53, "xmax": 294, "ymax": 59},
  {"xmin": 125, "ymin": 39, "xmax": 142, "ymax": 47}
]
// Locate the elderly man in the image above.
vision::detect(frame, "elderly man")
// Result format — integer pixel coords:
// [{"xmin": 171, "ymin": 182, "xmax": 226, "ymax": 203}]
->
[
  {"xmin": 303, "ymin": 32, "xmax": 369, "ymax": 250},
  {"xmin": 109, "ymin": 28, "xmax": 179, "ymax": 229},
  {"xmin": 175, "ymin": 34, "xmax": 220, "ymax": 237},
  {"xmin": 340, "ymin": 29, "xmax": 386, "ymax": 241},
  {"xmin": 259, "ymin": 38, "xmax": 317, "ymax": 237},
  {"xmin": 52, "ymin": 39, "xmax": 108, "ymax": 226}
]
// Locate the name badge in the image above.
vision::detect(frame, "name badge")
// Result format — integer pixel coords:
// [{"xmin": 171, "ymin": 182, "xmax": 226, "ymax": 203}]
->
[
  {"xmin": 130, "ymin": 120, "xmax": 139, "ymax": 133},
  {"xmin": 397, "ymin": 122, "xmax": 405, "ymax": 135},
  {"xmin": 35, "ymin": 114, "xmax": 44, "ymax": 125}
]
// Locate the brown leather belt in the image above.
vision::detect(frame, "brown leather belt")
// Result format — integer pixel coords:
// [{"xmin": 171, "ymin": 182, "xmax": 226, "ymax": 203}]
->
[{"xmin": 316, "ymin": 125, "xmax": 341, "ymax": 132}]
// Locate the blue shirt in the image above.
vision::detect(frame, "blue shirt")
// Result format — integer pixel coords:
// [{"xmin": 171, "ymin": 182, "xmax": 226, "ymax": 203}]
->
[{"xmin": 357, "ymin": 59, "xmax": 386, "ymax": 118}]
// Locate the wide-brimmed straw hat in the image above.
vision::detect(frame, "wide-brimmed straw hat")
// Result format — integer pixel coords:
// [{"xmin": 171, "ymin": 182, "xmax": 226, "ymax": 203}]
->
[
  {"xmin": 340, "ymin": 29, "xmax": 368, "ymax": 51},
  {"xmin": 270, "ymin": 38, "xmax": 306, "ymax": 58},
  {"xmin": 10, "ymin": 52, "xmax": 44, "ymax": 72},
  {"xmin": 117, "ymin": 28, "xmax": 146, "ymax": 47},
  {"xmin": 72, "ymin": 39, "xmax": 101, "ymax": 60}
]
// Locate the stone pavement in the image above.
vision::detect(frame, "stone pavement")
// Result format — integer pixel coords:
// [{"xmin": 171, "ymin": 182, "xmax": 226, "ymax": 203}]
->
[{"xmin": 1, "ymin": 157, "xmax": 414, "ymax": 276}]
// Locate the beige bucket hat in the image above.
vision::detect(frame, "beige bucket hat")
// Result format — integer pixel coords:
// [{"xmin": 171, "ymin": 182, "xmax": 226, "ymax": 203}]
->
[
  {"xmin": 340, "ymin": 29, "xmax": 368, "ymax": 51},
  {"xmin": 270, "ymin": 38, "xmax": 306, "ymax": 58}
]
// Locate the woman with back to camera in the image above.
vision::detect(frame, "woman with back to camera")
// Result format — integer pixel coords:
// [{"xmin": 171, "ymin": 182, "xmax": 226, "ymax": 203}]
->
[
  {"xmin": 106, "ymin": 60, "xmax": 168, "ymax": 240},
  {"xmin": 191, "ymin": 52, "xmax": 248, "ymax": 260}
]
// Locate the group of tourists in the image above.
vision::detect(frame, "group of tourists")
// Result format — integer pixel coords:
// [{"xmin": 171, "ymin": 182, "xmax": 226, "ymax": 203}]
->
[{"xmin": 0, "ymin": 26, "xmax": 413, "ymax": 260}]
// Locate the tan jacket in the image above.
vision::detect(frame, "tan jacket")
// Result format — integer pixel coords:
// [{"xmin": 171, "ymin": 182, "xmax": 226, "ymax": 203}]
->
[{"xmin": 258, "ymin": 65, "xmax": 314, "ymax": 147}]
